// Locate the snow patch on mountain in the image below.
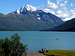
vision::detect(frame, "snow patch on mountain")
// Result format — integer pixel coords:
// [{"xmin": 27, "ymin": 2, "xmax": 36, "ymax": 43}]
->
[
  {"xmin": 16, "ymin": 9, "xmax": 20, "ymax": 14},
  {"xmin": 37, "ymin": 17, "xmax": 41, "ymax": 20},
  {"xmin": 26, "ymin": 4, "xmax": 37, "ymax": 11}
]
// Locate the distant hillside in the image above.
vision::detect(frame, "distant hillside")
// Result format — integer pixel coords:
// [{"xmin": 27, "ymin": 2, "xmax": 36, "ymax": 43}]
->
[{"xmin": 43, "ymin": 18, "xmax": 75, "ymax": 31}]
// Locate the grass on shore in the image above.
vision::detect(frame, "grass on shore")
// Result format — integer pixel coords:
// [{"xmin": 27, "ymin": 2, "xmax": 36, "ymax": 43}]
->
[{"xmin": 45, "ymin": 50, "xmax": 75, "ymax": 56}]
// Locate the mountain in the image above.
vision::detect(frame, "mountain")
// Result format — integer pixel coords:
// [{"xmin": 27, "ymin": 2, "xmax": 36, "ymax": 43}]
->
[
  {"xmin": 0, "ymin": 4, "xmax": 63, "ymax": 31},
  {"xmin": 44, "ymin": 18, "xmax": 75, "ymax": 31}
]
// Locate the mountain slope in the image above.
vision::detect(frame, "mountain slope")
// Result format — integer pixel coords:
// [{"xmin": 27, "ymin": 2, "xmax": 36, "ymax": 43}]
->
[
  {"xmin": 0, "ymin": 5, "xmax": 63, "ymax": 31},
  {"xmin": 45, "ymin": 18, "xmax": 75, "ymax": 31}
]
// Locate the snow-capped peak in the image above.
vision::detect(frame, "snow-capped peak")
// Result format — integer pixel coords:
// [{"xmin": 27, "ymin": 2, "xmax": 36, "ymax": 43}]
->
[
  {"xmin": 15, "ymin": 4, "xmax": 37, "ymax": 14},
  {"xmin": 26, "ymin": 4, "xmax": 37, "ymax": 12}
]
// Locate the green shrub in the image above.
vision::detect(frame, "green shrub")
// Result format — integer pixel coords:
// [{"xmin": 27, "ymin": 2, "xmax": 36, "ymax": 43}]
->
[{"xmin": 0, "ymin": 33, "xmax": 27, "ymax": 56}]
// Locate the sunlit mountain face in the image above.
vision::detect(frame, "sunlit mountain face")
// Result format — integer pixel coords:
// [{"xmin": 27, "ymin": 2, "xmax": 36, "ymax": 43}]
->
[{"xmin": 0, "ymin": 5, "xmax": 63, "ymax": 31}]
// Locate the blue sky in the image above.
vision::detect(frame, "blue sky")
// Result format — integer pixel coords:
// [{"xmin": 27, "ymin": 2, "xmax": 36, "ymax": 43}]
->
[
  {"xmin": 0, "ymin": 0, "xmax": 46, "ymax": 13},
  {"xmin": 0, "ymin": 0, "xmax": 75, "ymax": 13}
]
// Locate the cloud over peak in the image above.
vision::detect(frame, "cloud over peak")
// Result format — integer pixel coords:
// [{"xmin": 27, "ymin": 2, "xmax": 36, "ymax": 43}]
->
[
  {"xmin": 48, "ymin": 1, "xmax": 58, "ymax": 9},
  {"xmin": 23, "ymin": 0, "xmax": 75, "ymax": 21},
  {"xmin": 44, "ymin": 0, "xmax": 75, "ymax": 21},
  {"xmin": 26, "ymin": 4, "xmax": 37, "ymax": 11}
]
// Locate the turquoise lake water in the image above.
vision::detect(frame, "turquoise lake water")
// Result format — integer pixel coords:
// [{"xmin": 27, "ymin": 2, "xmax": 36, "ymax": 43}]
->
[{"xmin": 0, "ymin": 31, "xmax": 75, "ymax": 51}]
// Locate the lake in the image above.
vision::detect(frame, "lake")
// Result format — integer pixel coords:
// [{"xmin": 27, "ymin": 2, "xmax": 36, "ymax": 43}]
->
[{"xmin": 0, "ymin": 31, "xmax": 75, "ymax": 51}]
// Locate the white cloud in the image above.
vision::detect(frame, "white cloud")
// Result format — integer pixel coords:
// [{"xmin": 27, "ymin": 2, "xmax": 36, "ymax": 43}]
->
[
  {"xmin": 45, "ymin": 0, "xmax": 75, "ymax": 21},
  {"xmin": 64, "ymin": 0, "xmax": 68, "ymax": 4},
  {"xmin": 60, "ymin": 3, "xmax": 65, "ymax": 7},
  {"xmin": 58, "ymin": 13, "xmax": 69, "ymax": 17},
  {"xmin": 57, "ymin": 10, "xmax": 63, "ymax": 14},
  {"xmin": 48, "ymin": 1, "xmax": 58, "ymax": 9},
  {"xmin": 43, "ymin": 8, "xmax": 50, "ymax": 13},
  {"xmin": 49, "ymin": 10, "xmax": 56, "ymax": 14},
  {"xmin": 63, "ymin": 18, "xmax": 71, "ymax": 21},
  {"xmin": 63, "ymin": 12, "xmax": 75, "ymax": 21},
  {"xmin": 26, "ymin": 4, "xmax": 37, "ymax": 11},
  {"xmin": 43, "ymin": 8, "xmax": 55, "ymax": 14}
]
